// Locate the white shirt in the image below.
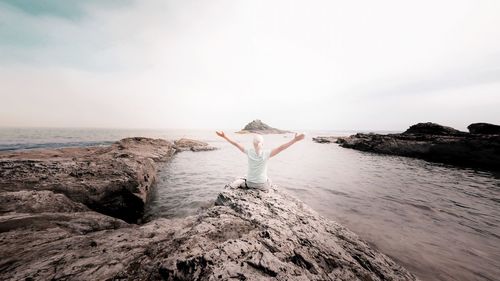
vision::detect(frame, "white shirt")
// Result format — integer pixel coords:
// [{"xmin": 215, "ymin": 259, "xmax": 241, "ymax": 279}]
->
[{"xmin": 245, "ymin": 147, "xmax": 271, "ymax": 184}]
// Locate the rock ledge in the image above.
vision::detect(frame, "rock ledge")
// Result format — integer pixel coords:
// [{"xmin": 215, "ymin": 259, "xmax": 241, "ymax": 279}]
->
[
  {"xmin": 0, "ymin": 137, "xmax": 215, "ymax": 223},
  {"xmin": 314, "ymin": 122, "xmax": 500, "ymax": 171},
  {"xmin": 0, "ymin": 186, "xmax": 418, "ymax": 281}
]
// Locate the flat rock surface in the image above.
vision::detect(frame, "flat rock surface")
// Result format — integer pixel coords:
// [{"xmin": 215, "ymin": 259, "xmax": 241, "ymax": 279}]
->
[
  {"xmin": 0, "ymin": 186, "xmax": 418, "ymax": 281},
  {"xmin": 174, "ymin": 138, "xmax": 217, "ymax": 152},
  {"xmin": 0, "ymin": 190, "xmax": 89, "ymax": 214}
]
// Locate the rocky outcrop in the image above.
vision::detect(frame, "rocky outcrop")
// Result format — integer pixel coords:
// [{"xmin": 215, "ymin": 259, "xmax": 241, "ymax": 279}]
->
[
  {"xmin": 0, "ymin": 137, "xmax": 214, "ymax": 223},
  {"xmin": 0, "ymin": 137, "xmax": 417, "ymax": 280},
  {"xmin": 324, "ymin": 123, "xmax": 500, "ymax": 171},
  {"xmin": 467, "ymin": 123, "xmax": 500, "ymax": 135},
  {"xmin": 0, "ymin": 137, "xmax": 174, "ymax": 223},
  {"xmin": 312, "ymin": 136, "xmax": 341, "ymax": 143},
  {"xmin": 174, "ymin": 138, "xmax": 217, "ymax": 152},
  {"xmin": 237, "ymin": 119, "xmax": 291, "ymax": 134},
  {"xmin": 403, "ymin": 122, "xmax": 465, "ymax": 135},
  {"xmin": 0, "ymin": 186, "xmax": 418, "ymax": 281}
]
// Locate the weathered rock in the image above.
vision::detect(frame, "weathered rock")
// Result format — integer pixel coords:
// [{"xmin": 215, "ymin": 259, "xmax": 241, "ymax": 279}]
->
[
  {"xmin": 329, "ymin": 123, "xmax": 500, "ymax": 171},
  {"xmin": 403, "ymin": 122, "xmax": 465, "ymax": 135},
  {"xmin": 467, "ymin": 123, "xmax": 500, "ymax": 135},
  {"xmin": 0, "ymin": 210, "xmax": 128, "ymax": 235},
  {"xmin": 0, "ymin": 137, "xmax": 214, "ymax": 223},
  {"xmin": 0, "ymin": 190, "xmax": 89, "ymax": 214},
  {"xmin": 237, "ymin": 119, "xmax": 292, "ymax": 134},
  {"xmin": 0, "ymin": 137, "xmax": 175, "ymax": 223},
  {"xmin": 174, "ymin": 138, "xmax": 217, "ymax": 152},
  {"xmin": 312, "ymin": 136, "xmax": 340, "ymax": 143},
  {"xmin": 0, "ymin": 137, "xmax": 416, "ymax": 280},
  {"xmin": 0, "ymin": 186, "xmax": 418, "ymax": 281}
]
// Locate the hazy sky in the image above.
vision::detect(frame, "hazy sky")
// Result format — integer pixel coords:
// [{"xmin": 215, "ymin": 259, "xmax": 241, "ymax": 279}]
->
[{"xmin": 1, "ymin": 0, "xmax": 499, "ymax": 131}]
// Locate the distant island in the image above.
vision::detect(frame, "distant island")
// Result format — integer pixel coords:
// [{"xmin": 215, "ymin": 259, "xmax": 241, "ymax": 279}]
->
[{"xmin": 237, "ymin": 119, "xmax": 292, "ymax": 134}]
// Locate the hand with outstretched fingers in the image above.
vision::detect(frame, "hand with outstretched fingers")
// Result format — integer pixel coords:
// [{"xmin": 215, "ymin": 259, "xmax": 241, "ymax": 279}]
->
[
  {"xmin": 294, "ymin": 133, "xmax": 305, "ymax": 142},
  {"xmin": 216, "ymin": 131, "xmax": 226, "ymax": 138}
]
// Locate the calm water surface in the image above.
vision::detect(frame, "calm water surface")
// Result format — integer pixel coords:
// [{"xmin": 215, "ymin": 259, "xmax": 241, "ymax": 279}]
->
[{"xmin": 1, "ymin": 128, "xmax": 499, "ymax": 281}]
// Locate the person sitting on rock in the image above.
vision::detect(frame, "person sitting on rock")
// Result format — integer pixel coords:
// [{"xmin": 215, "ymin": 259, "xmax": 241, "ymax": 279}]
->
[{"xmin": 215, "ymin": 131, "xmax": 305, "ymax": 190}]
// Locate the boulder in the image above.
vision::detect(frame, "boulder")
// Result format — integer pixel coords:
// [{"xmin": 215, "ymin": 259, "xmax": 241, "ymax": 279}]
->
[
  {"xmin": 174, "ymin": 138, "xmax": 217, "ymax": 152},
  {"xmin": 403, "ymin": 122, "xmax": 464, "ymax": 135},
  {"xmin": 467, "ymin": 123, "xmax": 500, "ymax": 135}
]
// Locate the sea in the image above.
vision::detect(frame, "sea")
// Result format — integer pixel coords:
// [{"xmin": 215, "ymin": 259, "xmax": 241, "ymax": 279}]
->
[{"xmin": 0, "ymin": 127, "xmax": 499, "ymax": 281}]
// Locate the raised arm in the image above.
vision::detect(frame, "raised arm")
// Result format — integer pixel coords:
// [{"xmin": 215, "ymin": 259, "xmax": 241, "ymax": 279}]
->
[
  {"xmin": 270, "ymin": 133, "xmax": 305, "ymax": 158},
  {"xmin": 216, "ymin": 131, "xmax": 245, "ymax": 153}
]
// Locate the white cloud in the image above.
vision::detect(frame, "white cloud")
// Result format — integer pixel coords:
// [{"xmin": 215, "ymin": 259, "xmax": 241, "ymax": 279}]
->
[{"xmin": 0, "ymin": 0, "xmax": 499, "ymax": 130}]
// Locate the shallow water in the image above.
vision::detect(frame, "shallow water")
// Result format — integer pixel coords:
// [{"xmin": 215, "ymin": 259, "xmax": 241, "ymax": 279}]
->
[{"xmin": 1, "ymin": 128, "xmax": 499, "ymax": 281}]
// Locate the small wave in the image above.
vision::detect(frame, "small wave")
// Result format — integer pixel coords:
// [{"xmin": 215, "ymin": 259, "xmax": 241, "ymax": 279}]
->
[
  {"xmin": 490, "ymin": 198, "xmax": 500, "ymax": 204},
  {"xmin": 449, "ymin": 199, "xmax": 476, "ymax": 210},
  {"xmin": 0, "ymin": 141, "xmax": 114, "ymax": 151},
  {"xmin": 382, "ymin": 195, "xmax": 434, "ymax": 212},
  {"xmin": 406, "ymin": 202, "xmax": 434, "ymax": 212},
  {"xmin": 320, "ymin": 187, "xmax": 351, "ymax": 197}
]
